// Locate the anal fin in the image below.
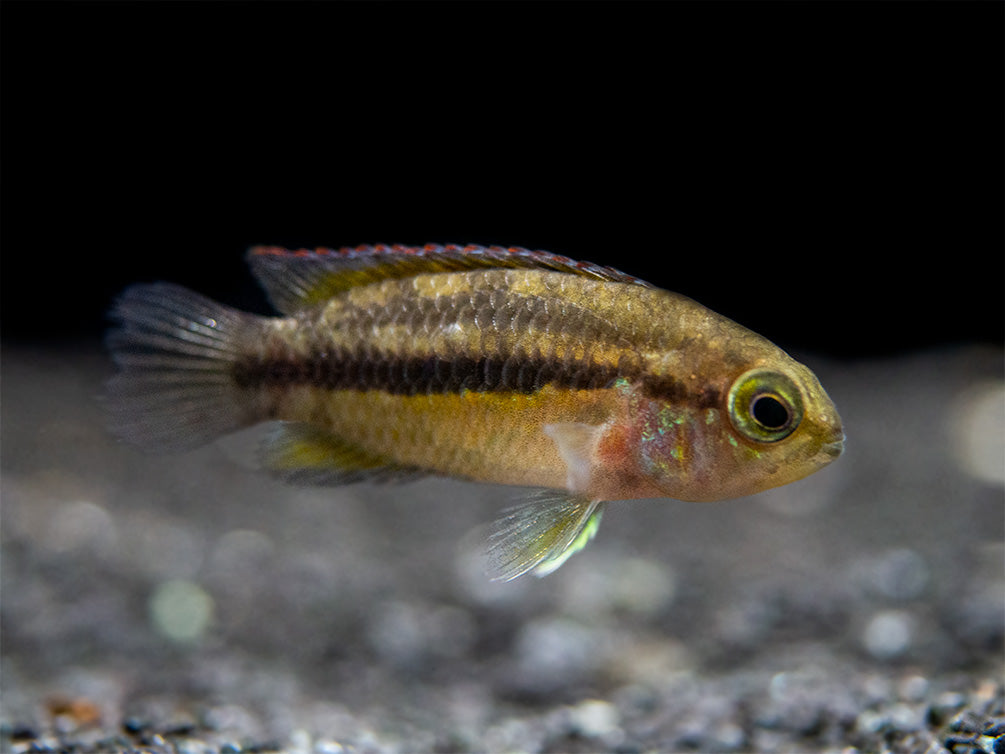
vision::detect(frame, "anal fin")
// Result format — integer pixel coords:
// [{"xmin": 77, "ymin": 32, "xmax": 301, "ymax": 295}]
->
[
  {"xmin": 261, "ymin": 422, "xmax": 422, "ymax": 485},
  {"xmin": 485, "ymin": 491, "xmax": 605, "ymax": 581}
]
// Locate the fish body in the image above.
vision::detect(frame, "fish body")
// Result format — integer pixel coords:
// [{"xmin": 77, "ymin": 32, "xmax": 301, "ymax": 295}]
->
[{"xmin": 107, "ymin": 244, "xmax": 844, "ymax": 579}]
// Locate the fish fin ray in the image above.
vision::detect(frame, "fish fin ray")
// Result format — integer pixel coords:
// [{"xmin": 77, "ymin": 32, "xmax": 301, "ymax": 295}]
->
[
  {"xmin": 261, "ymin": 422, "xmax": 424, "ymax": 485},
  {"xmin": 104, "ymin": 283, "xmax": 261, "ymax": 451},
  {"xmin": 543, "ymin": 422, "xmax": 604, "ymax": 493},
  {"xmin": 485, "ymin": 491, "xmax": 605, "ymax": 581},
  {"xmin": 247, "ymin": 244, "xmax": 651, "ymax": 314}
]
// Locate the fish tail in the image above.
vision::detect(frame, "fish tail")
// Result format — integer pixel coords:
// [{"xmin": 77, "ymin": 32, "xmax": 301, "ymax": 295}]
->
[{"xmin": 105, "ymin": 283, "xmax": 263, "ymax": 451}]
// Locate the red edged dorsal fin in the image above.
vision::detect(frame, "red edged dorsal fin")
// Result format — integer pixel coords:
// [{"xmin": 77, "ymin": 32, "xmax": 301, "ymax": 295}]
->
[{"xmin": 247, "ymin": 244, "xmax": 651, "ymax": 315}]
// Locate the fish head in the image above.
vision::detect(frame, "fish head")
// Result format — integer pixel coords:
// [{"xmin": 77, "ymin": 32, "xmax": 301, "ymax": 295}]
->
[{"xmin": 630, "ymin": 354, "xmax": 844, "ymax": 502}]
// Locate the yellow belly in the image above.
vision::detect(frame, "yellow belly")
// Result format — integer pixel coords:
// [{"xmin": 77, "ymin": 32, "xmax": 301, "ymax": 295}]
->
[{"xmin": 276, "ymin": 384, "xmax": 624, "ymax": 489}]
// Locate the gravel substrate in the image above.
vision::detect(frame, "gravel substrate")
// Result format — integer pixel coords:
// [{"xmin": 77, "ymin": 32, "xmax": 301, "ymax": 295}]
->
[{"xmin": 2, "ymin": 345, "xmax": 1003, "ymax": 753}]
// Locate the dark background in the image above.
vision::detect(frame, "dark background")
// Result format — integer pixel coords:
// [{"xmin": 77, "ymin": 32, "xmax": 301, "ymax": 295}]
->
[
  {"xmin": 2, "ymin": 1, "xmax": 1002, "ymax": 357},
  {"xmin": 3, "ymin": 6, "xmax": 1004, "ymax": 750}
]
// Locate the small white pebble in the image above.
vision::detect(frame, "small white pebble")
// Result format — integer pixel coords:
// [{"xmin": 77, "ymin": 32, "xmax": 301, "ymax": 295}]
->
[
  {"xmin": 149, "ymin": 579, "xmax": 214, "ymax": 643},
  {"xmin": 862, "ymin": 610, "xmax": 914, "ymax": 660},
  {"xmin": 313, "ymin": 739, "xmax": 346, "ymax": 754},
  {"xmin": 712, "ymin": 722, "xmax": 746, "ymax": 750},
  {"xmin": 888, "ymin": 702, "xmax": 923, "ymax": 731},
  {"xmin": 855, "ymin": 709, "xmax": 888, "ymax": 735},
  {"xmin": 898, "ymin": 674, "xmax": 929, "ymax": 702},
  {"xmin": 287, "ymin": 729, "xmax": 311, "ymax": 754},
  {"xmin": 569, "ymin": 699, "xmax": 620, "ymax": 739},
  {"xmin": 44, "ymin": 500, "xmax": 117, "ymax": 554}
]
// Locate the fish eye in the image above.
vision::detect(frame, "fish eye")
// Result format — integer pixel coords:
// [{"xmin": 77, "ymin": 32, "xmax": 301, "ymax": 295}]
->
[
  {"xmin": 728, "ymin": 369, "xmax": 803, "ymax": 443},
  {"xmin": 750, "ymin": 394, "xmax": 789, "ymax": 430}
]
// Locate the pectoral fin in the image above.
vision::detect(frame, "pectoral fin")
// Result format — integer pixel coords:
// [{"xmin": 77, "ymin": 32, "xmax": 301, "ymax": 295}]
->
[
  {"xmin": 543, "ymin": 422, "xmax": 604, "ymax": 494},
  {"xmin": 485, "ymin": 491, "xmax": 605, "ymax": 581}
]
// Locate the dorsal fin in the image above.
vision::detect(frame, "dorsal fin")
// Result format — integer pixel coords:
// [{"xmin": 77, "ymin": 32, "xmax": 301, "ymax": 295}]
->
[{"xmin": 247, "ymin": 244, "xmax": 651, "ymax": 315}]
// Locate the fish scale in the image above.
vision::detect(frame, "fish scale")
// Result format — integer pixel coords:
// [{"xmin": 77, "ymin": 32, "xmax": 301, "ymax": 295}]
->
[
  {"xmin": 106, "ymin": 244, "xmax": 843, "ymax": 580},
  {"xmin": 243, "ymin": 275, "xmax": 637, "ymax": 397}
]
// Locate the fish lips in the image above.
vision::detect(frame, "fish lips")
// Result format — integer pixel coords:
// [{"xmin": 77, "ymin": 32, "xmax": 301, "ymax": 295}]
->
[{"xmin": 818, "ymin": 434, "xmax": 846, "ymax": 462}]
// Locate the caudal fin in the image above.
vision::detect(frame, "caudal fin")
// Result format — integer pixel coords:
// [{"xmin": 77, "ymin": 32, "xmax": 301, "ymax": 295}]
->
[{"xmin": 105, "ymin": 283, "xmax": 262, "ymax": 451}]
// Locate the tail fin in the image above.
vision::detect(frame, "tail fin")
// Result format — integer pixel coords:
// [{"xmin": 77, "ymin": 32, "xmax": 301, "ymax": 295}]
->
[{"xmin": 105, "ymin": 283, "xmax": 263, "ymax": 451}]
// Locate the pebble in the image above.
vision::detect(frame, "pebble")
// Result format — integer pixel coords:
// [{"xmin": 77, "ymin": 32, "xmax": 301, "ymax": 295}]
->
[
  {"xmin": 148, "ymin": 579, "xmax": 214, "ymax": 643},
  {"xmin": 4, "ymin": 676, "xmax": 1003, "ymax": 754},
  {"xmin": 510, "ymin": 616, "xmax": 607, "ymax": 691},
  {"xmin": 899, "ymin": 674, "xmax": 930, "ymax": 702},
  {"xmin": 567, "ymin": 699, "xmax": 621, "ymax": 741},
  {"xmin": 862, "ymin": 609, "xmax": 914, "ymax": 659},
  {"xmin": 869, "ymin": 548, "xmax": 930, "ymax": 601}
]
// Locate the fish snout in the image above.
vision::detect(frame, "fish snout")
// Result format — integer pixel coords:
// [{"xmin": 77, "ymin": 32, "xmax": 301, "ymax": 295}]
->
[
  {"xmin": 820, "ymin": 436, "xmax": 845, "ymax": 460},
  {"xmin": 816, "ymin": 418, "xmax": 846, "ymax": 461},
  {"xmin": 817, "ymin": 406, "xmax": 845, "ymax": 461}
]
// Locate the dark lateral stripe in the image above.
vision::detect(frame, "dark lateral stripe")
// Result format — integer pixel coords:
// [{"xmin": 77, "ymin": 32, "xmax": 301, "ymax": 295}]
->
[
  {"xmin": 232, "ymin": 351, "xmax": 633, "ymax": 395},
  {"xmin": 233, "ymin": 350, "xmax": 724, "ymax": 407},
  {"xmin": 641, "ymin": 374, "xmax": 722, "ymax": 409}
]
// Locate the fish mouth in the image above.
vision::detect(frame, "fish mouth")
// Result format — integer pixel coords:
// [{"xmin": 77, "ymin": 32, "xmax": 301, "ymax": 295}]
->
[{"xmin": 819, "ymin": 435, "xmax": 845, "ymax": 460}]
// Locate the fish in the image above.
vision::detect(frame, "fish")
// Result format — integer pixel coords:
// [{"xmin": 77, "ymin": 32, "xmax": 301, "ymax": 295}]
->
[{"xmin": 105, "ymin": 243, "xmax": 844, "ymax": 581}]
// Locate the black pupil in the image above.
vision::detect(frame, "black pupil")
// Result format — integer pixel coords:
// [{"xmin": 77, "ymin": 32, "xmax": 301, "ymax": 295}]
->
[{"xmin": 751, "ymin": 394, "xmax": 789, "ymax": 429}]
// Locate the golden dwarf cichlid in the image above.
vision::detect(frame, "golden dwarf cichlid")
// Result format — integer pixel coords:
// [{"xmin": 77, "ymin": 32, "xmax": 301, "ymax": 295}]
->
[{"xmin": 106, "ymin": 244, "xmax": 844, "ymax": 580}]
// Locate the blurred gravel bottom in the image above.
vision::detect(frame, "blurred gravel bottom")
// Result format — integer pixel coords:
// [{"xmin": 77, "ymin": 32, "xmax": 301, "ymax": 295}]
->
[{"xmin": 2, "ymin": 345, "xmax": 1003, "ymax": 754}]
